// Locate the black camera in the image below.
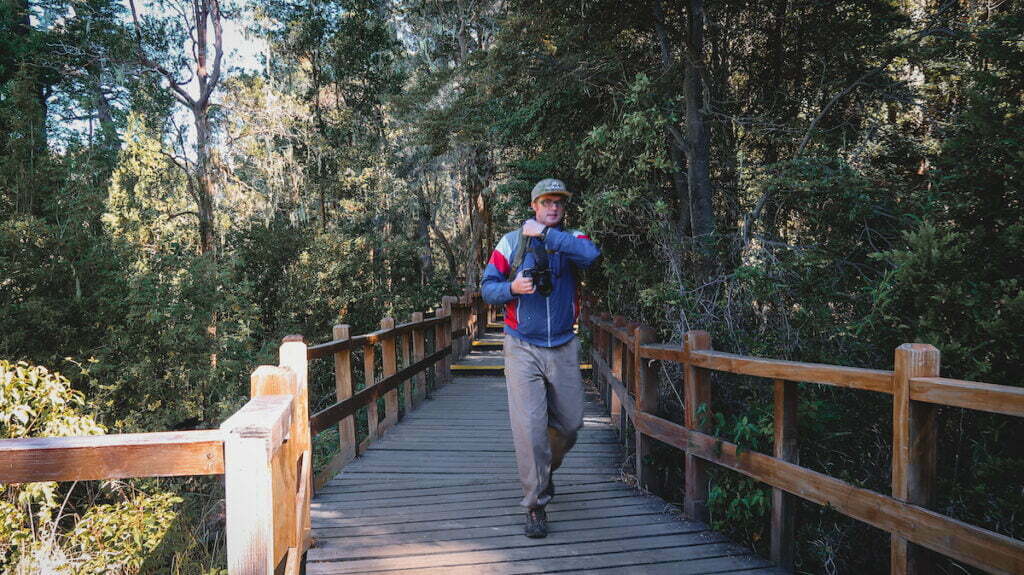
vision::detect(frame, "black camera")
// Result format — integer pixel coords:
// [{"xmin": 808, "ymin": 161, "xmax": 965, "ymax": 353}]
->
[{"xmin": 524, "ymin": 242, "xmax": 553, "ymax": 297}]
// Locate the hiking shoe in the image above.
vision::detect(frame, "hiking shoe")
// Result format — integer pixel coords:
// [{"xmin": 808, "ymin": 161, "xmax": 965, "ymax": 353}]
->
[{"xmin": 525, "ymin": 507, "xmax": 548, "ymax": 538}]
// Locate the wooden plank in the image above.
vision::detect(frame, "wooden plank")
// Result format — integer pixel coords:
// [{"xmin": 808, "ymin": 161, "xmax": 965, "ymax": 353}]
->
[
  {"xmin": 910, "ymin": 376, "xmax": 1024, "ymax": 417},
  {"xmin": 770, "ymin": 379, "xmax": 798, "ymax": 571},
  {"xmin": 683, "ymin": 331, "xmax": 711, "ymax": 522},
  {"xmin": 314, "ymin": 512, "xmax": 683, "ymax": 547},
  {"xmin": 632, "ymin": 411, "xmax": 1024, "ymax": 575},
  {"xmin": 401, "ymin": 325, "xmax": 413, "ymax": 413},
  {"xmin": 308, "ymin": 544, "xmax": 759, "ymax": 575},
  {"xmin": 332, "ymin": 324, "xmax": 356, "ymax": 469},
  {"xmin": 306, "ymin": 532, "xmax": 731, "ymax": 574},
  {"xmin": 313, "ymin": 481, "xmax": 630, "ymax": 506},
  {"xmin": 0, "ymin": 430, "xmax": 225, "ymax": 483},
  {"xmin": 312, "ymin": 497, "xmax": 668, "ymax": 527},
  {"xmin": 647, "ymin": 346, "xmax": 895, "ymax": 394},
  {"xmin": 380, "ymin": 317, "xmax": 400, "ymax": 431},
  {"xmin": 309, "ymin": 521, "xmax": 710, "ymax": 563},
  {"xmin": 892, "ymin": 343, "xmax": 940, "ymax": 575},
  {"xmin": 251, "ymin": 366, "xmax": 300, "ymax": 567},
  {"xmin": 311, "ymin": 503, "xmax": 672, "ymax": 539},
  {"xmin": 280, "ymin": 337, "xmax": 313, "ymax": 554}
]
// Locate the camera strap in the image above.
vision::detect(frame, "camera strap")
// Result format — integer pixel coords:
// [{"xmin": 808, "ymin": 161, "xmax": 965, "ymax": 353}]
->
[{"xmin": 508, "ymin": 230, "xmax": 530, "ymax": 279}]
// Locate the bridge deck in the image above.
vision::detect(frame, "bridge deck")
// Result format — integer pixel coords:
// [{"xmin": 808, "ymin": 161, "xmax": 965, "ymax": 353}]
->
[{"xmin": 307, "ymin": 343, "xmax": 786, "ymax": 574}]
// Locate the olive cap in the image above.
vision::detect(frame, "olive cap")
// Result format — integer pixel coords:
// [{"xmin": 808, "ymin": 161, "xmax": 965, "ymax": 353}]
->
[{"xmin": 531, "ymin": 178, "xmax": 572, "ymax": 202}]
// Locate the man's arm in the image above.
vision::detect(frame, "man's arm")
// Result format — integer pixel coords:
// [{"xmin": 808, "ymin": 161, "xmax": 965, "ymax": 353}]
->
[
  {"xmin": 481, "ymin": 235, "xmax": 537, "ymax": 304},
  {"xmin": 543, "ymin": 228, "xmax": 600, "ymax": 268}
]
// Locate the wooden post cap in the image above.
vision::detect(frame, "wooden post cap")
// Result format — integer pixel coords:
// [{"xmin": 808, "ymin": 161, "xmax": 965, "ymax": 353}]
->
[{"xmin": 283, "ymin": 334, "xmax": 305, "ymax": 343}]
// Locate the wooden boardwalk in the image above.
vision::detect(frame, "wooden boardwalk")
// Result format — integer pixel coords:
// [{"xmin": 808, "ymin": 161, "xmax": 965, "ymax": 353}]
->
[{"xmin": 306, "ymin": 337, "xmax": 785, "ymax": 574}]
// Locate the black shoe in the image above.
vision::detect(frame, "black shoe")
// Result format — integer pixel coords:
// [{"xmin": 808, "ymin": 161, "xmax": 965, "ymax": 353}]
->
[{"xmin": 525, "ymin": 507, "xmax": 548, "ymax": 538}]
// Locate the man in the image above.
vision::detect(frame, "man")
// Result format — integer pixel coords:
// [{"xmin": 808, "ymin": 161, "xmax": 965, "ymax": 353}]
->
[{"xmin": 481, "ymin": 178, "xmax": 600, "ymax": 538}]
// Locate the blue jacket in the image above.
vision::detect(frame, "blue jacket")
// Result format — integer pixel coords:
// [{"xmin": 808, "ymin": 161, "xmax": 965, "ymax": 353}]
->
[{"xmin": 481, "ymin": 226, "xmax": 600, "ymax": 347}]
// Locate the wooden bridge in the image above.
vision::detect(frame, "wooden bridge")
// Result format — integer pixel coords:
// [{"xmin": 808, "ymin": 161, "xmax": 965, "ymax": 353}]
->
[{"xmin": 3, "ymin": 291, "xmax": 1024, "ymax": 574}]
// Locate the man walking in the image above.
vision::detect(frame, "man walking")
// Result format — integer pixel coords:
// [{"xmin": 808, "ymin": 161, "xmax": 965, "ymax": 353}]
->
[{"xmin": 481, "ymin": 178, "xmax": 600, "ymax": 538}]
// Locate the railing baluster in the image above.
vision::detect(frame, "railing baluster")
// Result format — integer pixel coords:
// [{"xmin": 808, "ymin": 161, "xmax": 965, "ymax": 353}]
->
[
  {"xmin": 683, "ymin": 330, "xmax": 712, "ymax": 522},
  {"xmin": 891, "ymin": 343, "xmax": 940, "ymax": 575},
  {"xmin": 279, "ymin": 336, "xmax": 311, "ymax": 556},
  {"xmin": 771, "ymin": 378, "xmax": 798, "ymax": 570}
]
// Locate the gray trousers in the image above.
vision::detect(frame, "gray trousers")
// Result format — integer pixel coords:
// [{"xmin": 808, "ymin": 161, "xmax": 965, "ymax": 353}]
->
[{"xmin": 504, "ymin": 334, "xmax": 585, "ymax": 509}]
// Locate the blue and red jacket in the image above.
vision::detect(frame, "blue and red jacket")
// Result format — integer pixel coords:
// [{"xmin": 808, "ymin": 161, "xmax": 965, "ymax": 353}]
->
[{"xmin": 481, "ymin": 227, "xmax": 600, "ymax": 347}]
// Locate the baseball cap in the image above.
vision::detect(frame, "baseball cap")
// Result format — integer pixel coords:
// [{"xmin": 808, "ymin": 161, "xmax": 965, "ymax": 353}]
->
[{"xmin": 531, "ymin": 178, "xmax": 572, "ymax": 202}]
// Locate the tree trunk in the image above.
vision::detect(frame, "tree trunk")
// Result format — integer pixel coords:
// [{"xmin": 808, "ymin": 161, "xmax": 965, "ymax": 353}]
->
[
  {"xmin": 684, "ymin": 0, "xmax": 714, "ymax": 241},
  {"xmin": 652, "ymin": 0, "xmax": 691, "ymax": 237},
  {"xmin": 194, "ymin": 107, "xmax": 216, "ymax": 255},
  {"xmin": 415, "ymin": 190, "xmax": 435, "ymax": 285}
]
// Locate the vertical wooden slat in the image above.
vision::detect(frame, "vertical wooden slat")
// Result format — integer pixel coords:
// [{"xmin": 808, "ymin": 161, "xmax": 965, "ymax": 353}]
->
[
  {"xmin": 380, "ymin": 318, "xmax": 399, "ymax": 430},
  {"xmin": 771, "ymin": 378, "xmax": 798, "ymax": 570},
  {"xmin": 279, "ymin": 336, "xmax": 311, "ymax": 554},
  {"xmin": 362, "ymin": 342, "xmax": 378, "ymax": 447},
  {"xmin": 412, "ymin": 312, "xmax": 426, "ymax": 406},
  {"xmin": 891, "ymin": 343, "xmax": 940, "ymax": 575},
  {"xmin": 610, "ymin": 317, "xmax": 625, "ymax": 434},
  {"xmin": 683, "ymin": 330, "xmax": 712, "ymax": 522},
  {"xmin": 634, "ymin": 325, "xmax": 661, "ymax": 493},
  {"xmin": 332, "ymin": 324, "xmax": 355, "ymax": 466}
]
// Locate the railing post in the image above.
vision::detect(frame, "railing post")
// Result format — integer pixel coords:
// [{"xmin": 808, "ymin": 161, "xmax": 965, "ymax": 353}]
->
[
  {"xmin": 771, "ymin": 379, "xmax": 798, "ymax": 570},
  {"xmin": 411, "ymin": 311, "xmax": 427, "ymax": 406},
  {"xmin": 683, "ymin": 330, "xmax": 712, "ymax": 522},
  {"xmin": 380, "ymin": 317, "xmax": 399, "ymax": 430},
  {"xmin": 332, "ymin": 325, "xmax": 356, "ymax": 466},
  {"xmin": 634, "ymin": 325, "xmax": 660, "ymax": 493},
  {"xmin": 223, "ymin": 365, "xmax": 296, "ymax": 574},
  {"xmin": 362, "ymin": 341, "xmax": 379, "ymax": 446},
  {"xmin": 892, "ymin": 343, "xmax": 940, "ymax": 575},
  {"xmin": 279, "ymin": 335, "xmax": 311, "ymax": 557}
]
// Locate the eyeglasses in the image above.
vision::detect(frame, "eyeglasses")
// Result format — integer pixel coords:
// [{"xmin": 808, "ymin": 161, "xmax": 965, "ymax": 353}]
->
[{"xmin": 539, "ymin": 199, "xmax": 566, "ymax": 208}]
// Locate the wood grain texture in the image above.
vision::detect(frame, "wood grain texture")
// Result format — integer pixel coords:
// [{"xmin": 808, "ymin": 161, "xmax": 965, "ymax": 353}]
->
[
  {"xmin": 771, "ymin": 379, "xmax": 798, "ymax": 571},
  {"xmin": 632, "ymin": 411, "xmax": 1024, "ymax": 575},
  {"xmin": 640, "ymin": 344, "xmax": 894, "ymax": 394},
  {"xmin": 0, "ymin": 430, "xmax": 225, "ymax": 483},
  {"xmin": 892, "ymin": 343, "xmax": 940, "ymax": 575},
  {"xmin": 380, "ymin": 317, "xmax": 399, "ymax": 431},
  {"xmin": 331, "ymin": 324, "xmax": 356, "ymax": 468},
  {"xmin": 683, "ymin": 331, "xmax": 711, "ymax": 522},
  {"xmin": 909, "ymin": 376, "xmax": 1024, "ymax": 417}
]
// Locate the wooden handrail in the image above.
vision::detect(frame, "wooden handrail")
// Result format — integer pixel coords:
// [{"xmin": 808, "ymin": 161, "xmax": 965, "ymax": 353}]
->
[
  {"xmin": 0, "ymin": 430, "xmax": 226, "ymax": 483},
  {"xmin": 585, "ymin": 314, "xmax": 1024, "ymax": 575}
]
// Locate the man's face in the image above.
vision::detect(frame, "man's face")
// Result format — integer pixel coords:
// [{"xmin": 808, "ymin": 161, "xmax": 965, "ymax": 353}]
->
[{"xmin": 531, "ymin": 194, "xmax": 567, "ymax": 227}]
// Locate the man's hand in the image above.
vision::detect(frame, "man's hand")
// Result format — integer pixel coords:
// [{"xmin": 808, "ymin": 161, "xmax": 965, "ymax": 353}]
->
[
  {"xmin": 522, "ymin": 218, "xmax": 546, "ymax": 237},
  {"xmin": 510, "ymin": 271, "xmax": 535, "ymax": 295}
]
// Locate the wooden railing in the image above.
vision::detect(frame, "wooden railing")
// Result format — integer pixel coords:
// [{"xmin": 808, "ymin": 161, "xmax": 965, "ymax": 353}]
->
[
  {"xmin": 0, "ymin": 290, "xmax": 484, "ymax": 575},
  {"xmin": 584, "ymin": 312, "xmax": 1024, "ymax": 575},
  {"xmin": 305, "ymin": 290, "xmax": 484, "ymax": 488}
]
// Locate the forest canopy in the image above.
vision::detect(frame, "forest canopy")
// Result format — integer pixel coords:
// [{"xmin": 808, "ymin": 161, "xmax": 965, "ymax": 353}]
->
[{"xmin": 1, "ymin": 0, "xmax": 1022, "ymax": 572}]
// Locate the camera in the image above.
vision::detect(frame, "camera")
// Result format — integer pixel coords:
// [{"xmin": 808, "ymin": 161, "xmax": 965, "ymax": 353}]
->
[
  {"xmin": 524, "ymin": 267, "xmax": 553, "ymax": 297},
  {"xmin": 524, "ymin": 242, "xmax": 553, "ymax": 297}
]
